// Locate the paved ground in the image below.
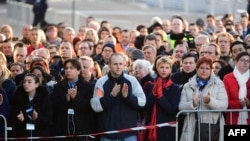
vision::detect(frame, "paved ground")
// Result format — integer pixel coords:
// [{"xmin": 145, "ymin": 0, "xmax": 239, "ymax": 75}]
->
[
  {"xmin": 1, "ymin": 0, "xmax": 207, "ymax": 37},
  {"xmin": 48, "ymin": 0, "xmax": 207, "ymax": 29}
]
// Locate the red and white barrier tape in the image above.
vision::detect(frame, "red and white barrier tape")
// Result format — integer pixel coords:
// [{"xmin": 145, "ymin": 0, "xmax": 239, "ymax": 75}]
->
[
  {"xmin": 7, "ymin": 135, "xmax": 93, "ymax": 140},
  {"xmin": 90, "ymin": 121, "xmax": 176, "ymax": 136},
  {"xmin": 4, "ymin": 121, "xmax": 176, "ymax": 140}
]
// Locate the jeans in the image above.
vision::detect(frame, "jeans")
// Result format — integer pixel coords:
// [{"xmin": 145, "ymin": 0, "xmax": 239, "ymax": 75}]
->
[{"xmin": 100, "ymin": 135, "xmax": 136, "ymax": 141}]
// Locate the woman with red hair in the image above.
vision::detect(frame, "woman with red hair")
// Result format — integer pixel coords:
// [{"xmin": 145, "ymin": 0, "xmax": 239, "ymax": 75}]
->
[{"xmin": 179, "ymin": 56, "xmax": 228, "ymax": 141}]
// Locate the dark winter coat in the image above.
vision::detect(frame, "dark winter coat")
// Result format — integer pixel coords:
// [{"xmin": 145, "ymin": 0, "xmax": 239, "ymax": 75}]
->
[
  {"xmin": 0, "ymin": 89, "xmax": 9, "ymax": 138},
  {"xmin": 144, "ymin": 78, "xmax": 181, "ymax": 141},
  {"xmin": 10, "ymin": 85, "xmax": 52, "ymax": 140},
  {"xmin": 51, "ymin": 78, "xmax": 98, "ymax": 141}
]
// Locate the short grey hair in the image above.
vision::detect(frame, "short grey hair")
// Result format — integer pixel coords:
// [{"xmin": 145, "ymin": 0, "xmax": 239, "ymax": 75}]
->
[
  {"xmin": 132, "ymin": 59, "xmax": 152, "ymax": 74},
  {"xmin": 63, "ymin": 26, "xmax": 75, "ymax": 35}
]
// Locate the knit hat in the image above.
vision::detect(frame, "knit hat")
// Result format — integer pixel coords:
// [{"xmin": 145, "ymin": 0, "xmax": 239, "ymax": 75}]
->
[
  {"xmin": 126, "ymin": 47, "xmax": 137, "ymax": 56},
  {"xmin": 130, "ymin": 49, "xmax": 144, "ymax": 60},
  {"xmin": 196, "ymin": 18, "xmax": 205, "ymax": 28},
  {"xmin": 102, "ymin": 43, "xmax": 115, "ymax": 53}
]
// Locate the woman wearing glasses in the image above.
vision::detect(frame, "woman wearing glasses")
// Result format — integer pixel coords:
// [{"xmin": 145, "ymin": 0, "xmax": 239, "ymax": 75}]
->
[{"xmin": 223, "ymin": 51, "xmax": 250, "ymax": 125}]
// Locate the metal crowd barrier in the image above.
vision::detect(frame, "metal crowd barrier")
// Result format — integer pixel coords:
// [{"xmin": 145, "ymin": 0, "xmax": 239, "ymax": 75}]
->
[
  {"xmin": 0, "ymin": 114, "xmax": 7, "ymax": 141},
  {"xmin": 176, "ymin": 109, "xmax": 250, "ymax": 141},
  {"xmin": 2, "ymin": 109, "xmax": 249, "ymax": 140}
]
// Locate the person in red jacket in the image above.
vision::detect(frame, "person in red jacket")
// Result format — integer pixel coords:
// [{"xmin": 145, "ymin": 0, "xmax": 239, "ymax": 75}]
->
[
  {"xmin": 27, "ymin": 27, "xmax": 44, "ymax": 56},
  {"xmin": 223, "ymin": 51, "xmax": 250, "ymax": 125}
]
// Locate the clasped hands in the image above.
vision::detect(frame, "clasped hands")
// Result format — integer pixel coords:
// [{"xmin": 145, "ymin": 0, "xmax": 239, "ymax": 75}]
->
[
  {"xmin": 111, "ymin": 83, "xmax": 128, "ymax": 98},
  {"xmin": 239, "ymin": 97, "xmax": 250, "ymax": 107},
  {"xmin": 66, "ymin": 86, "xmax": 77, "ymax": 102},
  {"xmin": 193, "ymin": 92, "xmax": 211, "ymax": 107}
]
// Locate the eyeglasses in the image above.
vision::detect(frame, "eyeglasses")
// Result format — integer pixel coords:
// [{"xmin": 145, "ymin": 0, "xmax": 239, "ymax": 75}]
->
[
  {"xmin": 79, "ymin": 47, "xmax": 89, "ymax": 50},
  {"xmin": 218, "ymin": 40, "xmax": 229, "ymax": 44},
  {"xmin": 0, "ymin": 37, "xmax": 19, "ymax": 43},
  {"xmin": 103, "ymin": 49, "xmax": 113, "ymax": 53},
  {"xmin": 239, "ymin": 59, "xmax": 250, "ymax": 63},
  {"xmin": 195, "ymin": 44, "xmax": 203, "ymax": 47},
  {"xmin": 201, "ymin": 51, "xmax": 213, "ymax": 55}
]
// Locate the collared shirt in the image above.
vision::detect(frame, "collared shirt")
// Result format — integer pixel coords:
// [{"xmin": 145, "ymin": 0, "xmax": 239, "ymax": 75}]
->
[
  {"xmin": 242, "ymin": 28, "xmax": 247, "ymax": 38},
  {"xmin": 67, "ymin": 78, "xmax": 78, "ymax": 88},
  {"xmin": 122, "ymin": 44, "xmax": 130, "ymax": 51}
]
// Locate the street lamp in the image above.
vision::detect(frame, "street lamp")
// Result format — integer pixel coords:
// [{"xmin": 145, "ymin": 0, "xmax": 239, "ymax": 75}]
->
[{"xmin": 72, "ymin": 0, "xmax": 75, "ymax": 29}]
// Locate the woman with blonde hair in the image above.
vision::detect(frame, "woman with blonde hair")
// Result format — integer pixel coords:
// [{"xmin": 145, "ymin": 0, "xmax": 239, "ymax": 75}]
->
[
  {"xmin": 0, "ymin": 52, "xmax": 7, "ymax": 65},
  {"xmin": 0, "ymin": 24, "xmax": 14, "ymax": 40},
  {"xmin": 38, "ymin": 28, "xmax": 49, "ymax": 47},
  {"xmin": 93, "ymin": 61, "xmax": 102, "ymax": 79},
  {"xmin": 145, "ymin": 55, "xmax": 181, "ymax": 141},
  {"xmin": 0, "ymin": 61, "xmax": 16, "ymax": 105},
  {"xmin": 84, "ymin": 28, "xmax": 99, "ymax": 44}
]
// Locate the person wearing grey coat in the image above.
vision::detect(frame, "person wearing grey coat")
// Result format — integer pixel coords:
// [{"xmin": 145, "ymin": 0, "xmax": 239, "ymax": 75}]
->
[{"xmin": 179, "ymin": 57, "xmax": 228, "ymax": 141}]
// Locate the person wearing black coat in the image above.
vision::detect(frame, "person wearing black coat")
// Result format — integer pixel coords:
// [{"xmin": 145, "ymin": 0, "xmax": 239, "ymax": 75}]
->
[
  {"xmin": 32, "ymin": 0, "xmax": 48, "ymax": 27},
  {"xmin": 2, "ymin": 79, "xmax": 16, "ymax": 107},
  {"xmin": 217, "ymin": 40, "xmax": 247, "ymax": 81},
  {"xmin": 51, "ymin": 59, "xmax": 98, "ymax": 141},
  {"xmin": 10, "ymin": 73, "xmax": 52, "ymax": 140},
  {"xmin": 171, "ymin": 53, "xmax": 197, "ymax": 90},
  {"xmin": 144, "ymin": 56, "xmax": 181, "ymax": 141}
]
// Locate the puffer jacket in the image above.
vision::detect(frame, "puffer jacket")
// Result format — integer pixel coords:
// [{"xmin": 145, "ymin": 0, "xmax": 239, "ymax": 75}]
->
[{"xmin": 179, "ymin": 73, "xmax": 228, "ymax": 141}]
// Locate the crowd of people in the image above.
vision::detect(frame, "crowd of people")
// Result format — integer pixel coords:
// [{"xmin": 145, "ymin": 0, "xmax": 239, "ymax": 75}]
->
[{"xmin": 0, "ymin": 8, "xmax": 250, "ymax": 141}]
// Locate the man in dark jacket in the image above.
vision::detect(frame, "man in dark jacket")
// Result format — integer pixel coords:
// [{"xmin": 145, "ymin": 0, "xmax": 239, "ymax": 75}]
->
[
  {"xmin": 218, "ymin": 40, "xmax": 246, "ymax": 81},
  {"xmin": 171, "ymin": 52, "xmax": 197, "ymax": 90}
]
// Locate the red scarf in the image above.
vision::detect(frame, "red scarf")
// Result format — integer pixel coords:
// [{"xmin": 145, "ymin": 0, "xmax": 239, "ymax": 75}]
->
[{"xmin": 148, "ymin": 77, "xmax": 172, "ymax": 141}]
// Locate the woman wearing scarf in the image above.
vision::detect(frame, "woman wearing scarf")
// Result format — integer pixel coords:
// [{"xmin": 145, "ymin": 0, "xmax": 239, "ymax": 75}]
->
[
  {"xmin": 145, "ymin": 55, "xmax": 181, "ymax": 141},
  {"xmin": 223, "ymin": 51, "xmax": 250, "ymax": 125},
  {"xmin": 179, "ymin": 56, "xmax": 228, "ymax": 141}
]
